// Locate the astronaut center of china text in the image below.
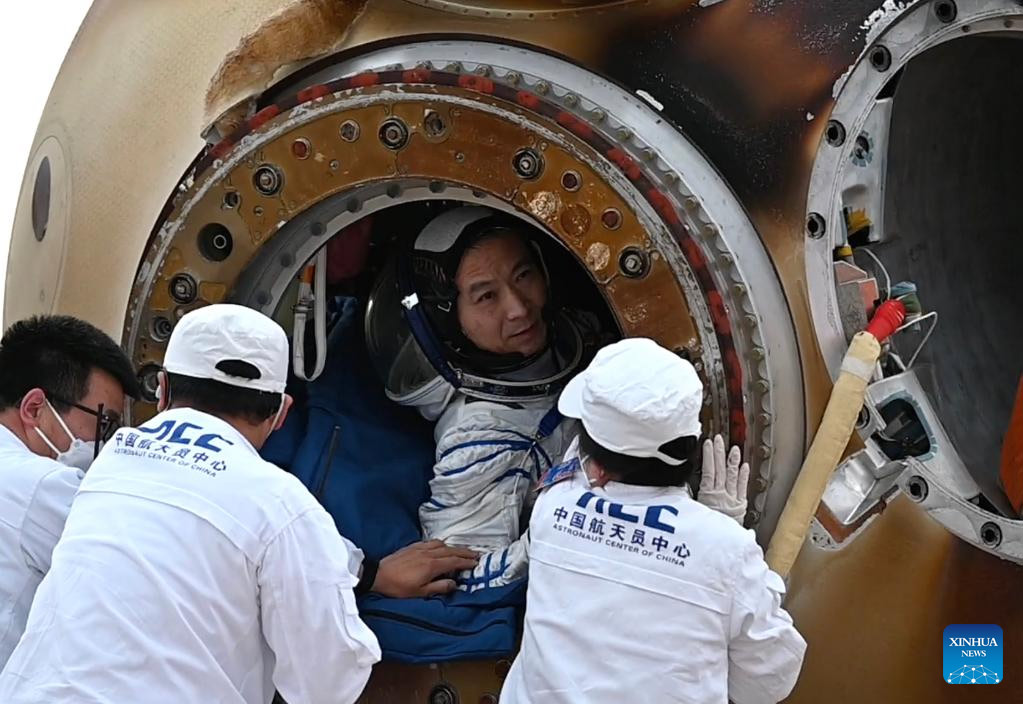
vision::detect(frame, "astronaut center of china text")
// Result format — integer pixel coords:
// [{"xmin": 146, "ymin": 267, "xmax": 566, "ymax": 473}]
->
[
  {"xmin": 109, "ymin": 420, "xmax": 235, "ymax": 477},
  {"xmin": 551, "ymin": 490, "xmax": 692, "ymax": 566}
]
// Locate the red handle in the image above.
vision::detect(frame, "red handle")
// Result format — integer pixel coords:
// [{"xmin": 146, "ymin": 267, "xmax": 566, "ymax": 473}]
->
[{"xmin": 864, "ymin": 299, "xmax": 907, "ymax": 342}]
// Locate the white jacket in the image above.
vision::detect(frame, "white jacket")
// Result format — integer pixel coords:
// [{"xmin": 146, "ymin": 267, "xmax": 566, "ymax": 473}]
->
[
  {"xmin": 0, "ymin": 407, "xmax": 380, "ymax": 704},
  {"xmin": 0, "ymin": 425, "xmax": 81, "ymax": 669},
  {"xmin": 501, "ymin": 460, "xmax": 806, "ymax": 704},
  {"xmin": 419, "ymin": 394, "xmax": 576, "ymax": 590}
]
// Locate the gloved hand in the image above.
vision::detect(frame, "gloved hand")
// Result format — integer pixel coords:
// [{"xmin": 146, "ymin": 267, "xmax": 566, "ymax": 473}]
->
[{"xmin": 697, "ymin": 434, "xmax": 750, "ymax": 525}]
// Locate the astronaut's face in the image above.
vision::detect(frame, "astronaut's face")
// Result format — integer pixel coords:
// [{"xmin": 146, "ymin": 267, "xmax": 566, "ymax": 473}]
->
[{"xmin": 455, "ymin": 232, "xmax": 549, "ymax": 357}]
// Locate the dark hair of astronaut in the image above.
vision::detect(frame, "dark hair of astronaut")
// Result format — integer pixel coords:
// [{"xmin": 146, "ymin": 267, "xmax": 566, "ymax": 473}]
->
[
  {"xmin": 165, "ymin": 372, "xmax": 282, "ymax": 425},
  {"xmin": 0, "ymin": 315, "xmax": 140, "ymax": 411},
  {"xmin": 578, "ymin": 427, "xmax": 699, "ymax": 488}
]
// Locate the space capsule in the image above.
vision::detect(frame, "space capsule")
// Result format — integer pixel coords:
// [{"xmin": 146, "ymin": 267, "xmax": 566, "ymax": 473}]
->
[{"xmin": 5, "ymin": 1, "xmax": 1022, "ymax": 700}]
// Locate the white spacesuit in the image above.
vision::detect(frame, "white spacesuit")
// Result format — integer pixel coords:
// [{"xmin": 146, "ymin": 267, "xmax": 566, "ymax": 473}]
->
[
  {"xmin": 420, "ymin": 373, "xmax": 577, "ymax": 589},
  {"xmin": 365, "ymin": 206, "xmax": 597, "ymax": 589}
]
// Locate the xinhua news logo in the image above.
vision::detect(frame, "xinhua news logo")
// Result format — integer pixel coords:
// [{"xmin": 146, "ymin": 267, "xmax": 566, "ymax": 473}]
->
[{"xmin": 944, "ymin": 624, "xmax": 1002, "ymax": 684}]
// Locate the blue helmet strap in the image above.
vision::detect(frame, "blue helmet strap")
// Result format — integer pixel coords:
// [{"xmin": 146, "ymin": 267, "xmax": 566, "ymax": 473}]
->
[
  {"xmin": 402, "ymin": 299, "xmax": 463, "ymax": 389},
  {"xmin": 397, "ymin": 253, "xmax": 463, "ymax": 390},
  {"xmin": 536, "ymin": 406, "xmax": 564, "ymax": 441}
]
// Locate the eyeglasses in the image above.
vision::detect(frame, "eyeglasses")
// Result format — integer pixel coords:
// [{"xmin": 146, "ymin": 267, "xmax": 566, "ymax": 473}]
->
[{"xmin": 48, "ymin": 395, "xmax": 122, "ymax": 445}]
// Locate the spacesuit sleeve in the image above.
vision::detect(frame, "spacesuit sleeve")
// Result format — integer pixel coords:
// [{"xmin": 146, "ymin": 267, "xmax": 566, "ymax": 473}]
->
[
  {"xmin": 19, "ymin": 466, "xmax": 81, "ymax": 574},
  {"xmin": 258, "ymin": 506, "xmax": 382, "ymax": 704},
  {"xmin": 432, "ymin": 425, "xmax": 546, "ymax": 499},
  {"xmin": 420, "ymin": 417, "xmax": 552, "ymax": 589},
  {"xmin": 726, "ymin": 532, "xmax": 807, "ymax": 704},
  {"xmin": 422, "ymin": 420, "xmax": 548, "ymax": 545}
]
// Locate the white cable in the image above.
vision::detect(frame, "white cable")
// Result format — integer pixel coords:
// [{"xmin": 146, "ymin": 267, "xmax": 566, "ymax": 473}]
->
[
  {"xmin": 311, "ymin": 248, "xmax": 328, "ymax": 378},
  {"xmin": 855, "ymin": 247, "xmax": 892, "ymax": 301},
  {"xmin": 293, "ymin": 249, "xmax": 329, "ymax": 381},
  {"xmin": 897, "ymin": 310, "xmax": 939, "ymax": 370},
  {"xmin": 292, "ymin": 280, "xmax": 310, "ymax": 379}
]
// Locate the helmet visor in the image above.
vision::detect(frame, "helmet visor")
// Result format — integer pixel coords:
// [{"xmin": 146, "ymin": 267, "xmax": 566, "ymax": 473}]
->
[{"xmin": 365, "ymin": 258, "xmax": 444, "ymax": 403}]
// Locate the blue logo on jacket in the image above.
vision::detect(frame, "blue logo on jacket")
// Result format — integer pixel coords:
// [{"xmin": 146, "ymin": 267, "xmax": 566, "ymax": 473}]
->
[{"xmin": 944, "ymin": 624, "xmax": 1002, "ymax": 684}]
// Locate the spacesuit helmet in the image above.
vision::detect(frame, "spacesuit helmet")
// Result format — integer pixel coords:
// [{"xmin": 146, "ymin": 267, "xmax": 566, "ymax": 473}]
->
[{"xmin": 365, "ymin": 205, "xmax": 584, "ymax": 409}]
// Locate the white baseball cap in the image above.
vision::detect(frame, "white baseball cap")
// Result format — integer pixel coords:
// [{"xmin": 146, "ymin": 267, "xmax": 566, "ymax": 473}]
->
[
  {"xmin": 163, "ymin": 304, "xmax": 289, "ymax": 393},
  {"xmin": 558, "ymin": 338, "xmax": 703, "ymax": 465}
]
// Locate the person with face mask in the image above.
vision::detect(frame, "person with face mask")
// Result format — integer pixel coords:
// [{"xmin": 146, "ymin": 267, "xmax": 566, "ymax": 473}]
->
[
  {"xmin": 0, "ymin": 315, "xmax": 138, "ymax": 670},
  {"xmin": 366, "ymin": 206, "xmax": 603, "ymax": 591},
  {"xmin": 0, "ymin": 304, "xmax": 478, "ymax": 704},
  {"xmin": 500, "ymin": 338, "xmax": 806, "ymax": 704}
]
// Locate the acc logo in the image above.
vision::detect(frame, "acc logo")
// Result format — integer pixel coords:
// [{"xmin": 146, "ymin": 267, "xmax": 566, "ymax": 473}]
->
[{"xmin": 943, "ymin": 624, "xmax": 1002, "ymax": 684}]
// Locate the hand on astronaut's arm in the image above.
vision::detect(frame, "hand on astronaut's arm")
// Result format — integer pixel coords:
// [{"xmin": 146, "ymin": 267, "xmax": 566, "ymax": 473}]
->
[
  {"xmin": 697, "ymin": 434, "xmax": 750, "ymax": 525},
  {"xmin": 370, "ymin": 540, "xmax": 479, "ymax": 598}
]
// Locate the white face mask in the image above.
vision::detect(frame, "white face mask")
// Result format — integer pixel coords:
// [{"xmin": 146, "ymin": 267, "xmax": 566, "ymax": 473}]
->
[
  {"xmin": 263, "ymin": 394, "xmax": 286, "ymax": 443},
  {"xmin": 34, "ymin": 399, "xmax": 97, "ymax": 471},
  {"xmin": 578, "ymin": 452, "xmax": 598, "ymax": 489}
]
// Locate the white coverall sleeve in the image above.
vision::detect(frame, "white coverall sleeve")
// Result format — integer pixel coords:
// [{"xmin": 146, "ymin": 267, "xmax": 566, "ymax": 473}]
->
[
  {"xmin": 726, "ymin": 533, "xmax": 807, "ymax": 704},
  {"xmin": 20, "ymin": 467, "xmax": 82, "ymax": 574},
  {"xmin": 259, "ymin": 507, "xmax": 382, "ymax": 704}
]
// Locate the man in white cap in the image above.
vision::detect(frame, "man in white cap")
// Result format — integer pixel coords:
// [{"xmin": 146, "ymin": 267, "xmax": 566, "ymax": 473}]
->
[
  {"xmin": 0, "ymin": 304, "xmax": 477, "ymax": 704},
  {"xmin": 500, "ymin": 337, "xmax": 806, "ymax": 704}
]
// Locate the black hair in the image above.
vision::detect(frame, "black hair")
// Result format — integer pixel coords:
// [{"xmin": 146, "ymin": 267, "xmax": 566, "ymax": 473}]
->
[
  {"xmin": 411, "ymin": 212, "xmax": 538, "ymax": 303},
  {"xmin": 462, "ymin": 221, "xmax": 538, "ymax": 259},
  {"xmin": 0, "ymin": 315, "xmax": 140, "ymax": 411},
  {"xmin": 165, "ymin": 373, "xmax": 281, "ymax": 424},
  {"xmin": 578, "ymin": 427, "xmax": 700, "ymax": 488}
]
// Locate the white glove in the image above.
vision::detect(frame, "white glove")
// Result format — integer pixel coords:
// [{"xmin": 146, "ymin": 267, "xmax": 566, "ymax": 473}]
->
[{"xmin": 697, "ymin": 434, "xmax": 750, "ymax": 525}]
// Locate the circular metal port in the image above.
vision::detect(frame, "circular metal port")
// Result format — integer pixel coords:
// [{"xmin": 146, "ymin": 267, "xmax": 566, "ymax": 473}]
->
[
  {"xmin": 600, "ymin": 207, "xmax": 622, "ymax": 230},
  {"xmin": 980, "ymin": 521, "xmax": 1002, "ymax": 548},
  {"xmin": 906, "ymin": 475, "xmax": 929, "ymax": 503},
  {"xmin": 806, "ymin": 212, "xmax": 826, "ymax": 239},
  {"xmin": 169, "ymin": 273, "xmax": 198, "ymax": 304},
  {"xmin": 869, "ymin": 45, "xmax": 892, "ymax": 72},
  {"xmin": 825, "ymin": 120, "xmax": 846, "ymax": 147},
  {"xmin": 253, "ymin": 164, "xmax": 283, "ymax": 196},
  {"xmin": 379, "ymin": 118, "xmax": 410, "ymax": 150},
  {"xmin": 149, "ymin": 316, "xmax": 173, "ymax": 342},
  {"xmin": 423, "ymin": 110, "xmax": 448, "ymax": 139},
  {"xmin": 197, "ymin": 223, "xmax": 234, "ymax": 262},
  {"xmin": 291, "ymin": 137, "xmax": 311, "ymax": 159},
  {"xmin": 138, "ymin": 364, "xmax": 162, "ymax": 403},
  {"xmin": 934, "ymin": 0, "xmax": 957, "ymax": 24},
  {"xmin": 619, "ymin": 247, "xmax": 650, "ymax": 278},
  {"xmin": 512, "ymin": 147, "xmax": 544, "ymax": 180},
  {"xmin": 428, "ymin": 683, "xmax": 458, "ymax": 704},
  {"xmin": 852, "ymin": 133, "xmax": 871, "ymax": 164}
]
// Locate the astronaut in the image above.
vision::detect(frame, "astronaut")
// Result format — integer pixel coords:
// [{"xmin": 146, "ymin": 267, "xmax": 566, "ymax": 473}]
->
[{"xmin": 365, "ymin": 205, "xmax": 598, "ymax": 589}]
